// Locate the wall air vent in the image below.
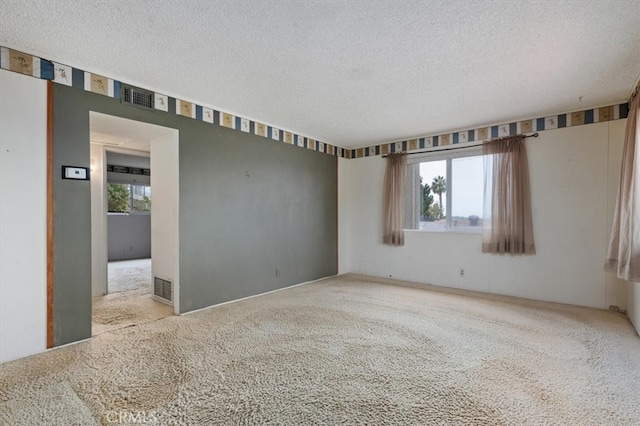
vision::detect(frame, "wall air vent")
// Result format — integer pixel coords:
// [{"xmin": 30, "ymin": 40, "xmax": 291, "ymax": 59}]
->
[
  {"xmin": 153, "ymin": 277, "xmax": 172, "ymax": 304},
  {"xmin": 121, "ymin": 84, "xmax": 154, "ymax": 109}
]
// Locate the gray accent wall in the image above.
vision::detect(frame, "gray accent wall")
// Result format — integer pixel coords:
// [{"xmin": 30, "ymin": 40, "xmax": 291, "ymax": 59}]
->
[
  {"xmin": 52, "ymin": 84, "xmax": 337, "ymax": 345},
  {"xmin": 179, "ymin": 120, "xmax": 337, "ymax": 311},
  {"xmin": 108, "ymin": 214, "xmax": 151, "ymax": 261},
  {"xmin": 52, "ymin": 86, "xmax": 92, "ymax": 346}
]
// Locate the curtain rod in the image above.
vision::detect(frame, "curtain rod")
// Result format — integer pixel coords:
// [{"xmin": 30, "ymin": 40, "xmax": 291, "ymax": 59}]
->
[{"xmin": 381, "ymin": 132, "xmax": 539, "ymax": 158}]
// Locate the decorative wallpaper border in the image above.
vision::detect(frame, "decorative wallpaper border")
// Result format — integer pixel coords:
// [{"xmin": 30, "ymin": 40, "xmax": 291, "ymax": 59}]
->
[
  {"xmin": 347, "ymin": 102, "xmax": 630, "ymax": 159},
  {"xmin": 0, "ymin": 45, "xmax": 633, "ymax": 161},
  {"xmin": 0, "ymin": 46, "xmax": 345, "ymax": 158}
]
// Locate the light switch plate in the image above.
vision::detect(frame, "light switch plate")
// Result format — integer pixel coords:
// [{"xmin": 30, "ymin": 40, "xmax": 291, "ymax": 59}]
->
[{"xmin": 62, "ymin": 166, "xmax": 90, "ymax": 180}]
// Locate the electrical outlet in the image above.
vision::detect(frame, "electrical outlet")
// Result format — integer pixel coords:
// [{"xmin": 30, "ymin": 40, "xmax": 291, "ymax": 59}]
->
[{"xmin": 459, "ymin": 268, "xmax": 465, "ymax": 277}]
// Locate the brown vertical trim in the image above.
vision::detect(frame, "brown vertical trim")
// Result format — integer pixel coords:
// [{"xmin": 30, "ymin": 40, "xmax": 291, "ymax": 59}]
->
[{"xmin": 46, "ymin": 80, "xmax": 54, "ymax": 349}]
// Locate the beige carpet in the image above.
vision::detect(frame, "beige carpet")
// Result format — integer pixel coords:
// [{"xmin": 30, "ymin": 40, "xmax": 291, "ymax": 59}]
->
[
  {"xmin": 93, "ymin": 258, "xmax": 173, "ymax": 336},
  {"xmin": 2, "ymin": 274, "xmax": 640, "ymax": 425},
  {"xmin": 92, "ymin": 287, "xmax": 173, "ymax": 336},
  {"xmin": 108, "ymin": 259, "xmax": 152, "ymax": 294}
]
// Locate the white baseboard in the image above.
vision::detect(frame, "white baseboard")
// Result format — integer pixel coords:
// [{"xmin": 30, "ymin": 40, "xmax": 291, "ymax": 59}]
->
[
  {"xmin": 0, "ymin": 337, "xmax": 92, "ymax": 365},
  {"xmin": 181, "ymin": 274, "xmax": 336, "ymax": 316}
]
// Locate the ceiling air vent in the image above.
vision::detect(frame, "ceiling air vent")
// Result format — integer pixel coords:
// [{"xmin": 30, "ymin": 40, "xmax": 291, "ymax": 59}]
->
[{"xmin": 121, "ymin": 84, "xmax": 154, "ymax": 109}]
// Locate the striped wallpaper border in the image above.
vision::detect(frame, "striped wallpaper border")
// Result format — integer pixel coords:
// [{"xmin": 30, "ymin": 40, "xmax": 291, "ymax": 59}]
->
[
  {"xmin": 0, "ymin": 46, "xmax": 634, "ymax": 161},
  {"xmin": 347, "ymin": 102, "xmax": 631, "ymax": 159},
  {"xmin": 0, "ymin": 46, "xmax": 345, "ymax": 158}
]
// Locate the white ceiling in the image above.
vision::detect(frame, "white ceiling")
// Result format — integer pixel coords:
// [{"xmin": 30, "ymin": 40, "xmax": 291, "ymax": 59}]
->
[{"xmin": 2, "ymin": 1, "xmax": 639, "ymax": 149}]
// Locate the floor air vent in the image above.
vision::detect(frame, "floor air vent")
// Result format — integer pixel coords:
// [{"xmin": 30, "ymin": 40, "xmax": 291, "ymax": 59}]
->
[
  {"xmin": 154, "ymin": 277, "xmax": 172, "ymax": 302},
  {"xmin": 122, "ymin": 85, "xmax": 154, "ymax": 109}
]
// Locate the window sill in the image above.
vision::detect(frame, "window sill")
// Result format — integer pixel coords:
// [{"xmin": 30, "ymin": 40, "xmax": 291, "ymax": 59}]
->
[{"xmin": 404, "ymin": 228, "xmax": 482, "ymax": 236}]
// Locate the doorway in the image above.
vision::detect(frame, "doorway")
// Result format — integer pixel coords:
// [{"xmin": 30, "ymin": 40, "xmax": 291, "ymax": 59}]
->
[{"xmin": 89, "ymin": 112, "xmax": 179, "ymax": 336}]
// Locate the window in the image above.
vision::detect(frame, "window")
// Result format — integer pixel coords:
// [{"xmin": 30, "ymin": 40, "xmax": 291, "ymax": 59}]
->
[
  {"xmin": 107, "ymin": 183, "xmax": 151, "ymax": 213},
  {"xmin": 131, "ymin": 185, "xmax": 152, "ymax": 212},
  {"xmin": 405, "ymin": 149, "xmax": 483, "ymax": 232},
  {"xmin": 417, "ymin": 159, "xmax": 447, "ymax": 230}
]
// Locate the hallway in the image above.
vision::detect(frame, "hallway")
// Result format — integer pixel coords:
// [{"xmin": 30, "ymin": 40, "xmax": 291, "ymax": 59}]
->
[{"xmin": 92, "ymin": 259, "xmax": 172, "ymax": 336}]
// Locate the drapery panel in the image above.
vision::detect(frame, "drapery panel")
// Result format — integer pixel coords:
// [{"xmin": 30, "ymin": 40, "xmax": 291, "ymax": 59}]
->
[
  {"xmin": 482, "ymin": 135, "xmax": 535, "ymax": 255},
  {"xmin": 605, "ymin": 94, "xmax": 640, "ymax": 280},
  {"xmin": 383, "ymin": 153, "xmax": 407, "ymax": 246}
]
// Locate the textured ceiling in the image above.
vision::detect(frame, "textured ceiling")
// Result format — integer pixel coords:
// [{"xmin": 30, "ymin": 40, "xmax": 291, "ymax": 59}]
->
[{"xmin": 2, "ymin": 1, "xmax": 639, "ymax": 148}]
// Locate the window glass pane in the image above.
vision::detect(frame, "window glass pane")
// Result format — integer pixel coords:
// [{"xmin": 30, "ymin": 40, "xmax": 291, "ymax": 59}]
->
[
  {"xmin": 419, "ymin": 160, "xmax": 447, "ymax": 230},
  {"xmin": 131, "ymin": 185, "xmax": 151, "ymax": 212},
  {"xmin": 451, "ymin": 156, "xmax": 483, "ymax": 230},
  {"xmin": 107, "ymin": 183, "xmax": 131, "ymax": 213}
]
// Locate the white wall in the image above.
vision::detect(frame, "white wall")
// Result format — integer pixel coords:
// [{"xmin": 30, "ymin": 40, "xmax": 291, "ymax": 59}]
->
[
  {"xmin": 629, "ymin": 282, "xmax": 640, "ymax": 333},
  {"xmin": 0, "ymin": 70, "xmax": 47, "ymax": 362},
  {"xmin": 90, "ymin": 143, "xmax": 107, "ymax": 297},
  {"xmin": 339, "ymin": 120, "xmax": 628, "ymax": 310},
  {"xmin": 150, "ymin": 132, "xmax": 180, "ymax": 314},
  {"xmin": 338, "ymin": 157, "xmax": 351, "ymax": 274}
]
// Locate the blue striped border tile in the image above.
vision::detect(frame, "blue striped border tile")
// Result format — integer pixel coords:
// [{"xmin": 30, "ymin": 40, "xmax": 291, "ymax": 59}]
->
[
  {"xmin": 558, "ymin": 114, "xmax": 566, "ymax": 128},
  {"xmin": 40, "ymin": 59, "xmax": 54, "ymax": 80},
  {"xmin": 585, "ymin": 109, "xmax": 594, "ymax": 124},
  {"xmin": 113, "ymin": 80, "xmax": 121, "ymax": 100},
  {"xmin": 620, "ymin": 103, "xmax": 629, "ymax": 119},
  {"xmin": 71, "ymin": 68, "xmax": 84, "ymax": 89}
]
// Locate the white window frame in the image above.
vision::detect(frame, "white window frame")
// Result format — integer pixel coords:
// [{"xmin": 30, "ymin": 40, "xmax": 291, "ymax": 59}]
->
[{"xmin": 406, "ymin": 143, "xmax": 484, "ymax": 233}]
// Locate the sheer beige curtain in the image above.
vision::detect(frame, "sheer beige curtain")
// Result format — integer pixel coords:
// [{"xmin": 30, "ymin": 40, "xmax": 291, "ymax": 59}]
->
[
  {"xmin": 482, "ymin": 135, "xmax": 535, "ymax": 254},
  {"xmin": 605, "ymin": 93, "xmax": 640, "ymax": 280},
  {"xmin": 383, "ymin": 153, "xmax": 407, "ymax": 246}
]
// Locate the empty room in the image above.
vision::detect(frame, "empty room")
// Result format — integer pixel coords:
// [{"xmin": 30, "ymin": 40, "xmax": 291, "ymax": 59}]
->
[{"xmin": 1, "ymin": 1, "xmax": 639, "ymax": 424}]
